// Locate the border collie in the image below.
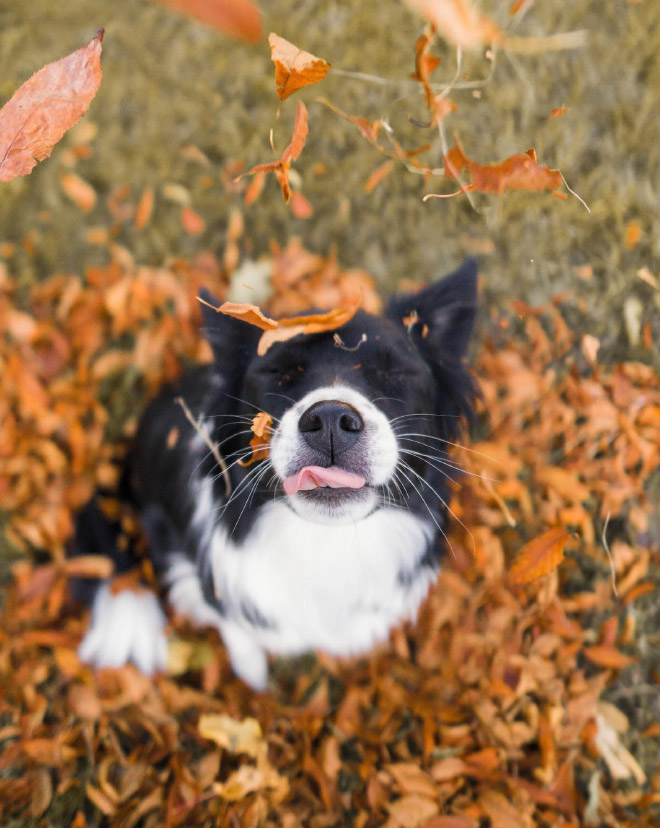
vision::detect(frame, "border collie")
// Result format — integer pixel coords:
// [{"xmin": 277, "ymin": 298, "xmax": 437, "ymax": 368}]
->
[{"xmin": 75, "ymin": 258, "xmax": 478, "ymax": 689}]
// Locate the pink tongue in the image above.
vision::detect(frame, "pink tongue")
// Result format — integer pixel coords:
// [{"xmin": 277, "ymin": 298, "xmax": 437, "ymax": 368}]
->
[{"xmin": 283, "ymin": 466, "xmax": 366, "ymax": 495}]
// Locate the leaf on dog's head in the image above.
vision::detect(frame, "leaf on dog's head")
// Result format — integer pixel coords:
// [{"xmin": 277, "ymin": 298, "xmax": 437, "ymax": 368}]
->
[
  {"xmin": 268, "ymin": 33, "xmax": 330, "ymax": 101},
  {"xmin": 198, "ymin": 297, "xmax": 278, "ymax": 331},
  {"xmin": 238, "ymin": 412, "xmax": 273, "ymax": 466},
  {"xmin": 207, "ymin": 295, "xmax": 359, "ymax": 356},
  {"xmin": 257, "ymin": 304, "xmax": 359, "ymax": 355},
  {"xmin": 509, "ymin": 527, "xmax": 570, "ymax": 585}
]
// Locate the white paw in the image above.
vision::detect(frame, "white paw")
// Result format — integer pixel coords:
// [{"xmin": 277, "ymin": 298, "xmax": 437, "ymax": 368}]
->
[
  {"xmin": 220, "ymin": 622, "xmax": 269, "ymax": 691},
  {"xmin": 78, "ymin": 583, "xmax": 168, "ymax": 675}
]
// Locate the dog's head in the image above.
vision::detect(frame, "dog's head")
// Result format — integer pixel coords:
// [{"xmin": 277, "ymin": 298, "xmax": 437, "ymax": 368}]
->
[{"xmin": 200, "ymin": 258, "xmax": 478, "ymax": 531}]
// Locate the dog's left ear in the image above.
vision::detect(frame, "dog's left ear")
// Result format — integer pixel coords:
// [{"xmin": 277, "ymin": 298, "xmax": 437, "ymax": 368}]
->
[{"xmin": 386, "ymin": 257, "xmax": 478, "ymax": 362}]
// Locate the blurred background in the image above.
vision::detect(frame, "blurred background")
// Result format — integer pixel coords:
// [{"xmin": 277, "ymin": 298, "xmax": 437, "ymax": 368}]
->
[{"xmin": 0, "ymin": 0, "xmax": 658, "ymax": 366}]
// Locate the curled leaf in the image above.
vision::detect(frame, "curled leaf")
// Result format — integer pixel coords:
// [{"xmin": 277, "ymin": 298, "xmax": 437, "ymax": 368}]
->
[
  {"xmin": 268, "ymin": 33, "xmax": 330, "ymax": 100},
  {"xmin": 440, "ymin": 139, "xmax": 564, "ymax": 195},
  {"xmin": 238, "ymin": 412, "xmax": 274, "ymax": 466},
  {"xmin": 0, "ymin": 30, "xmax": 103, "ymax": 182},
  {"xmin": 200, "ymin": 297, "xmax": 277, "ymax": 330},
  {"xmin": 239, "ymin": 100, "xmax": 308, "ymax": 202}
]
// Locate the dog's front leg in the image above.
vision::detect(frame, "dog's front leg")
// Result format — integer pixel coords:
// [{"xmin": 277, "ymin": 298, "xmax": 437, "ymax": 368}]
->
[{"xmin": 219, "ymin": 621, "xmax": 268, "ymax": 690}]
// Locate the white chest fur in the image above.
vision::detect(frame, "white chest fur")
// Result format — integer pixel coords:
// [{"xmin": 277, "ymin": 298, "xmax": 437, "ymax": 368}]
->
[{"xmin": 210, "ymin": 503, "xmax": 435, "ymax": 657}]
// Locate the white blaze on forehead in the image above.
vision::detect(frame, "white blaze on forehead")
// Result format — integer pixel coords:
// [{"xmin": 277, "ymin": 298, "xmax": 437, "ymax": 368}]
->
[{"xmin": 269, "ymin": 384, "xmax": 399, "ymax": 486}]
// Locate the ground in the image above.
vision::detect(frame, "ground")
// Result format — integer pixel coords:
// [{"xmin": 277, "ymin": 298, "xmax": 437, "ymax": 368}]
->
[{"xmin": 0, "ymin": 0, "xmax": 659, "ymax": 826}]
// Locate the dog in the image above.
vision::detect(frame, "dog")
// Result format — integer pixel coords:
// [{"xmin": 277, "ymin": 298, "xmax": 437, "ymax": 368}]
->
[{"xmin": 75, "ymin": 258, "xmax": 478, "ymax": 689}]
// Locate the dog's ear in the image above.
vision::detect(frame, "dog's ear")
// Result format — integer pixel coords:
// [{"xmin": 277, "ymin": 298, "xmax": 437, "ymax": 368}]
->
[
  {"xmin": 198, "ymin": 288, "xmax": 260, "ymax": 363},
  {"xmin": 386, "ymin": 257, "xmax": 478, "ymax": 362}
]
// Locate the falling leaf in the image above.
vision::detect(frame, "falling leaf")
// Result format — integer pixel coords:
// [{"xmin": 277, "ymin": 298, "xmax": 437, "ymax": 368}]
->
[
  {"xmin": 198, "ymin": 713, "xmax": 264, "ymax": 757},
  {"xmin": 550, "ymin": 107, "xmax": 568, "ymax": 118},
  {"xmin": 411, "ymin": 28, "xmax": 457, "ymax": 126},
  {"xmin": 637, "ymin": 266, "xmax": 658, "ymax": 289},
  {"xmin": 402, "ymin": 0, "xmax": 503, "ymax": 50},
  {"xmin": 181, "ymin": 206, "xmax": 205, "ymax": 235},
  {"xmin": 365, "ymin": 160, "xmax": 396, "ymax": 193},
  {"xmin": 60, "ymin": 172, "xmax": 96, "ymax": 211},
  {"xmin": 156, "ymin": 0, "xmax": 262, "ymax": 43},
  {"xmin": 202, "ymin": 298, "xmax": 277, "ymax": 330},
  {"xmin": 257, "ymin": 305, "xmax": 359, "ymax": 355},
  {"xmin": 239, "ymin": 100, "xmax": 308, "ymax": 201},
  {"xmin": 625, "ymin": 220, "xmax": 642, "ymax": 250},
  {"xmin": 0, "ymin": 30, "xmax": 103, "ymax": 182},
  {"xmin": 441, "ymin": 139, "xmax": 564, "ymax": 195},
  {"xmin": 135, "ymin": 187, "xmax": 154, "ymax": 229},
  {"xmin": 509, "ymin": 527, "xmax": 570, "ymax": 585},
  {"xmin": 267, "ymin": 33, "xmax": 330, "ymax": 100},
  {"xmin": 319, "ymin": 98, "xmax": 385, "ymax": 149},
  {"xmin": 289, "ymin": 190, "xmax": 313, "ymax": 218},
  {"xmin": 238, "ymin": 412, "xmax": 273, "ymax": 466}
]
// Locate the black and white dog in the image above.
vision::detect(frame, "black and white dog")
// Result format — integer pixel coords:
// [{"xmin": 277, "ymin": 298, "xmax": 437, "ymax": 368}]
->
[{"xmin": 76, "ymin": 258, "xmax": 478, "ymax": 689}]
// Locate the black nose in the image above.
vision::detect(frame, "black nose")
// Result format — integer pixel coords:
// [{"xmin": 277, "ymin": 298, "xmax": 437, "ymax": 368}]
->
[{"xmin": 298, "ymin": 400, "xmax": 364, "ymax": 460}]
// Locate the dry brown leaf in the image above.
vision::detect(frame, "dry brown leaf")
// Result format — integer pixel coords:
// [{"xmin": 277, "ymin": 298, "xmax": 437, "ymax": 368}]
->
[
  {"xmin": 441, "ymin": 139, "xmax": 563, "ymax": 195},
  {"xmin": 268, "ymin": 33, "xmax": 330, "ymax": 100},
  {"xmin": 60, "ymin": 172, "xmax": 96, "ymax": 211},
  {"xmin": 62, "ymin": 554, "xmax": 114, "ymax": 579},
  {"xmin": 403, "ymin": 0, "xmax": 503, "ymax": 49},
  {"xmin": 257, "ymin": 305, "xmax": 359, "ymax": 355},
  {"xmin": 509, "ymin": 527, "xmax": 570, "ymax": 585},
  {"xmin": 238, "ymin": 412, "xmax": 273, "ymax": 466},
  {"xmin": 203, "ymin": 299, "xmax": 277, "ymax": 330},
  {"xmin": 386, "ymin": 763, "xmax": 438, "ymax": 798},
  {"xmin": 198, "ymin": 713, "xmax": 264, "ymax": 757},
  {"xmin": 157, "ymin": 0, "xmax": 262, "ymax": 43},
  {"xmin": 0, "ymin": 31, "xmax": 103, "ymax": 182},
  {"xmin": 385, "ymin": 794, "xmax": 439, "ymax": 827},
  {"xmin": 582, "ymin": 646, "xmax": 635, "ymax": 669},
  {"xmin": 241, "ymin": 100, "xmax": 309, "ymax": 201}
]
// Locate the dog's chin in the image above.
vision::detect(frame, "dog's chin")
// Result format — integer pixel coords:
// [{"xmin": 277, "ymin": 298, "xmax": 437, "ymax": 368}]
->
[{"xmin": 287, "ymin": 486, "xmax": 377, "ymax": 524}]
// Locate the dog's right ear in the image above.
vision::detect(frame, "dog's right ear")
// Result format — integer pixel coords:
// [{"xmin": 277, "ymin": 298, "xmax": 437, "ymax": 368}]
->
[{"xmin": 198, "ymin": 288, "xmax": 260, "ymax": 364}]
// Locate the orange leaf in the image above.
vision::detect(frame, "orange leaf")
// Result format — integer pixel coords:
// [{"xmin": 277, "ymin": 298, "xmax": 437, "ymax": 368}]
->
[
  {"xmin": 365, "ymin": 160, "xmax": 395, "ymax": 193},
  {"xmin": 60, "ymin": 172, "xmax": 96, "ymax": 211},
  {"xmin": 281, "ymin": 99, "xmax": 309, "ymax": 163},
  {"xmin": 257, "ymin": 305, "xmax": 358, "ymax": 355},
  {"xmin": 0, "ymin": 30, "xmax": 103, "ymax": 182},
  {"xmin": 289, "ymin": 190, "xmax": 313, "ymax": 218},
  {"xmin": 550, "ymin": 106, "xmax": 568, "ymax": 118},
  {"xmin": 135, "ymin": 187, "xmax": 154, "ymax": 229},
  {"xmin": 241, "ymin": 100, "xmax": 308, "ymax": 202},
  {"xmin": 509, "ymin": 527, "xmax": 570, "ymax": 585},
  {"xmin": 238, "ymin": 412, "xmax": 273, "ymax": 466},
  {"xmin": 181, "ymin": 206, "xmax": 205, "ymax": 235},
  {"xmin": 403, "ymin": 0, "xmax": 502, "ymax": 49},
  {"xmin": 63, "ymin": 555, "xmax": 114, "ymax": 579},
  {"xmin": 157, "ymin": 0, "xmax": 262, "ymax": 43},
  {"xmin": 583, "ymin": 646, "xmax": 635, "ymax": 669},
  {"xmin": 319, "ymin": 98, "xmax": 385, "ymax": 148},
  {"xmin": 443, "ymin": 139, "xmax": 563, "ymax": 194},
  {"xmin": 268, "ymin": 33, "xmax": 330, "ymax": 100},
  {"xmin": 200, "ymin": 298, "xmax": 277, "ymax": 330}
]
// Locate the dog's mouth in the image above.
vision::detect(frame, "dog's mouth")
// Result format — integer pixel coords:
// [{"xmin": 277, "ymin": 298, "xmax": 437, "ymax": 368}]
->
[{"xmin": 283, "ymin": 465, "xmax": 366, "ymax": 495}]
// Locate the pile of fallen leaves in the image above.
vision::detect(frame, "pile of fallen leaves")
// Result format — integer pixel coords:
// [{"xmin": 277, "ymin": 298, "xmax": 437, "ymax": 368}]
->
[{"xmin": 1, "ymin": 236, "xmax": 659, "ymax": 827}]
